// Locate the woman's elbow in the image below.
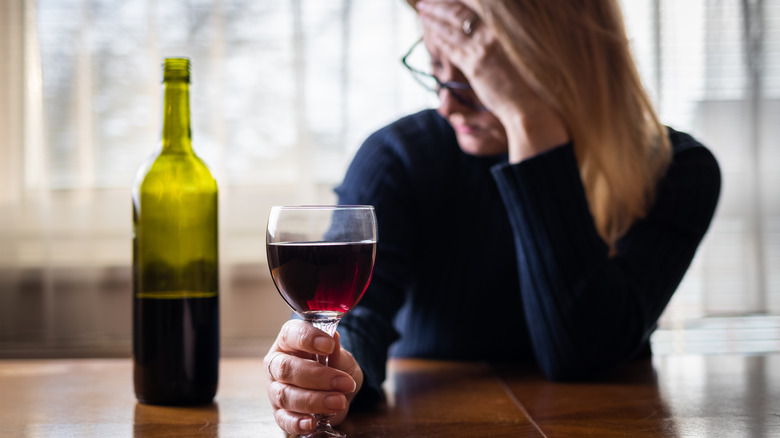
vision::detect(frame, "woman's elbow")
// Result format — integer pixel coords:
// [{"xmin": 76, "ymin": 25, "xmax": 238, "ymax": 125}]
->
[
  {"xmin": 540, "ymin": 360, "xmax": 601, "ymax": 381},
  {"xmin": 536, "ymin": 348, "xmax": 631, "ymax": 381}
]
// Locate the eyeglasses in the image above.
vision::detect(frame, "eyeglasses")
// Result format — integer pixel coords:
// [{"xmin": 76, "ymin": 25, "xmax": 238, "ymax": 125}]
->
[{"xmin": 401, "ymin": 37, "xmax": 488, "ymax": 111}]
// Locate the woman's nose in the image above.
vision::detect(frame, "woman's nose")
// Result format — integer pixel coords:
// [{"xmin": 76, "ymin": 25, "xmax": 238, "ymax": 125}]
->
[
  {"xmin": 436, "ymin": 87, "xmax": 471, "ymax": 118},
  {"xmin": 436, "ymin": 88, "xmax": 458, "ymax": 117}
]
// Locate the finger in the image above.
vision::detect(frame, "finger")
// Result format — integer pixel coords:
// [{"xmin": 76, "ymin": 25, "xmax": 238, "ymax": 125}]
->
[
  {"xmin": 267, "ymin": 352, "xmax": 357, "ymax": 393},
  {"xmin": 273, "ymin": 408, "xmax": 316, "ymax": 436},
  {"xmin": 265, "ymin": 351, "xmax": 282, "ymax": 380},
  {"xmin": 417, "ymin": 2, "xmax": 484, "ymax": 72},
  {"xmin": 277, "ymin": 319, "xmax": 336, "ymax": 356},
  {"xmin": 268, "ymin": 381, "xmax": 348, "ymax": 414},
  {"xmin": 417, "ymin": 0, "xmax": 474, "ymax": 28},
  {"xmin": 417, "ymin": 0, "xmax": 477, "ymax": 37}
]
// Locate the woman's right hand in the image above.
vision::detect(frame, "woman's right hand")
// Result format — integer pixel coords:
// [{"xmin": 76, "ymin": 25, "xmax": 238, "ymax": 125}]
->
[{"xmin": 264, "ymin": 320, "xmax": 364, "ymax": 436}]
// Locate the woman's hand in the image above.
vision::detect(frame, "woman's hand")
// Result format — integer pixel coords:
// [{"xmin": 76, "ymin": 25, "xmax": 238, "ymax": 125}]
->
[
  {"xmin": 264, "ymin": 320, "xmax": 363, "ymax": 436},
  {"xmin": 415, "ymin": 0, "xmax": 569, "ymax": 162}
]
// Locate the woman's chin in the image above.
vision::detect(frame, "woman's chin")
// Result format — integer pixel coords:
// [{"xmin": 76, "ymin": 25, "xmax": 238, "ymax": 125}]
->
[{"xmin": 456, "ymin": 134, "xmax": 506, "ymax": 157}]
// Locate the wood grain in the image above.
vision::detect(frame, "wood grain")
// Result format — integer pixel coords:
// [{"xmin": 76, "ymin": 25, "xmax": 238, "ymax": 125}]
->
[{"xmin": 0, "ymin": 355, "xmax": 777, "ymax": 437}]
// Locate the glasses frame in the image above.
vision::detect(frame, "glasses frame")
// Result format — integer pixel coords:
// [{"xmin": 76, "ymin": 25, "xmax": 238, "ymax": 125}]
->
[{"xmin": 401, "ymin": 37, "xmax": 488, "ymax": 111}]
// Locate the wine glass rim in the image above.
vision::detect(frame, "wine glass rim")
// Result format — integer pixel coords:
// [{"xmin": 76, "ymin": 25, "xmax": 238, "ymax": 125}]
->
[{"xmin": 271, "ymin": 205, "xmax": 374, "ymax": 211}]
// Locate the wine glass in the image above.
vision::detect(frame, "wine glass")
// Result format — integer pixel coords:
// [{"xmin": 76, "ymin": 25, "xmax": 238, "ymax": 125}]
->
[{"xmin": 266, "ymin": 205, "xmax": 377, "ymax": 438}]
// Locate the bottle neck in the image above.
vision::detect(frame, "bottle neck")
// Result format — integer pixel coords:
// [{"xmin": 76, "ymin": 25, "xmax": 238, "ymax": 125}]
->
[{"xmin": 161, "ymin": 79, "xmax": 192, "ymax": 154}]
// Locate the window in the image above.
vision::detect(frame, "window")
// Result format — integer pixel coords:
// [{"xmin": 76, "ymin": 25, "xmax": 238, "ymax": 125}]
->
[{"xmin": 0, "ymin": 0, "xmax": 777, "ymax": 355}]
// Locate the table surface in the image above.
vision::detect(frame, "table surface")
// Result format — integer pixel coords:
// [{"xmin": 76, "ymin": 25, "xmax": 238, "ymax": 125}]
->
[{"xmin": 0, "ymin": 354, "xmax": 777, "ymax": 437}]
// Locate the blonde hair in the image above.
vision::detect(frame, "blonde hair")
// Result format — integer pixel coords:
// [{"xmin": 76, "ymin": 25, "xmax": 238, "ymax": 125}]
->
[
  {"xmin": 483, "ymin": 0, "xmax": 671, "ymax": 251},
  {"xmin": 410, "ymin": 0, "xmax": 672, "ymax": 251}
]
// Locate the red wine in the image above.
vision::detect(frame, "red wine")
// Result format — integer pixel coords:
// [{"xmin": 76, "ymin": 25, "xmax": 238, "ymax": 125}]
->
[
  {"xmin": 133, "ymin": 293, "xmax": 219, "ymax": 405},
  {"xmin": 267, "ymin": 241, "xmax": 376, "ymax": 318}
]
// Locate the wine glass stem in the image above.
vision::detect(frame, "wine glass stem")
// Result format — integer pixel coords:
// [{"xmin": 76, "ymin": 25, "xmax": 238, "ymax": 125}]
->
[
  {"xmin": 308, "ymin": 318, "xmax": 342, "ymax": 431},
  {"xmin": 310, "ymin": 318, "xmax": 339, "ymax": 337},
  {"xmin": 311, "ymin": 318, "xmax": 339, "ymax": 367},
  {"xmin": 316, "ymin": 352, "xmax": 329, "ymax": 367}
]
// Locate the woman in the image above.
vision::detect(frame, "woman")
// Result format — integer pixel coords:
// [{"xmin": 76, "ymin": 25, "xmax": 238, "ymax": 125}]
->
[{"xmin": 264, "ymin": 0, "xmax": 721, "ymax": 435}]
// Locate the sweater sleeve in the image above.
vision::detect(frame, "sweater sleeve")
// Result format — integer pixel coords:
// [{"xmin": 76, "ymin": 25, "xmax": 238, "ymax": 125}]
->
[
  {"xmin": 491, "ymin": 140, "xmax": 721, "ymax": 380},
  {"xmin": 333, "ymin": 124, "xmax": 420, "ymax": 408}
]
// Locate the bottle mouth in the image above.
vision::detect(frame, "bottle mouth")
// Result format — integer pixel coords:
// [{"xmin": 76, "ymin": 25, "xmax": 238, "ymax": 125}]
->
[{"xmin": 163, "ymin": 58, "xmax": 191, "ymax": 82}]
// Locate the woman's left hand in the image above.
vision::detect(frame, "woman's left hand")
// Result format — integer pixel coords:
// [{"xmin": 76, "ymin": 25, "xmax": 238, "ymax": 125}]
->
[{"xmin": 415, "ymin": 0, "xmax": 569, "ymax": 161}]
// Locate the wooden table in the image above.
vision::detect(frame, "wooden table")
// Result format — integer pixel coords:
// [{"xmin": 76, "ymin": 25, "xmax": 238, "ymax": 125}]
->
[{"xmin": 0, "ymin": 355, "xmax": 777, "ymax": 437}]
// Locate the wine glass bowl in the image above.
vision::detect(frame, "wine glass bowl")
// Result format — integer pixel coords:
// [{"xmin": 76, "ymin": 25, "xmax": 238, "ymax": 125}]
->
[{"xmin": 266, "ymin": 205, "xmax": 377, "ymax": 438}]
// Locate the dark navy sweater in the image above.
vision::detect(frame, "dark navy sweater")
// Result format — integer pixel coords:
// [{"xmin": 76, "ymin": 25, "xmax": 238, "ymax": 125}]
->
[{"xmin": 335, "ymin": 109, "xmax": 720, "ymax": 408}]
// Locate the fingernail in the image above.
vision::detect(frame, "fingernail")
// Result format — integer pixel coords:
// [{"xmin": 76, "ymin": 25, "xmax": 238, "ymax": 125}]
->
[
  {"xmin": 299, "ymin": 417, "xmax": 315, "ymax": 431},
  {"xmin": 313, "ymin": 336, "xmax": 335, "ymax": 354},
  {"xmin": 331, "ymin": 376, "xmax": 356, "ymax": 393},
  {"xmin": 324, "ymin": 394, "xmax": 346, "ymax": 410}
]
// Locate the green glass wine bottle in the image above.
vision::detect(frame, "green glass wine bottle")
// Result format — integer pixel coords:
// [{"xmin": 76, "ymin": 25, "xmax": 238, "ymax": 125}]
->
[{"xmin": 132, "ymin": 58, "xmax": 219, "ymax": 405}]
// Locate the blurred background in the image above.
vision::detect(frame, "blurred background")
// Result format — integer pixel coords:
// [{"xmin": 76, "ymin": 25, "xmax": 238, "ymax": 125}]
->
[{"xmin": 0, "ymin": 0, "xmax": 778, "ymax": 358}]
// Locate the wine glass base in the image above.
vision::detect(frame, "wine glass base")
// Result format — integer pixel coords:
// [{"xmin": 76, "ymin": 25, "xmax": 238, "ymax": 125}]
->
[{"xmin": 299, "ymin": 424, "xmax": 346, "ymax": 438}]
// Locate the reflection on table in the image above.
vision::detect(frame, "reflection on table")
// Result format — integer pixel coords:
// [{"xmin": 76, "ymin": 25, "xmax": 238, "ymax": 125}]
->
[{"xmin": 0, "ymin": 354, "xmax": 777, "ymax": 437}]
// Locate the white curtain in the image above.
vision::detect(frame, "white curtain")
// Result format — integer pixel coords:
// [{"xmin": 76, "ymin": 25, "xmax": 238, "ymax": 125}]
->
[
  {"xmin": 625, "ymin": 0, "xmax": 780, "ymax": 353},
  {"xmin": 0, "ymin": 0, "xmax": 778, "ymax": 356},
  {"xmin": 0, "ymin": 0, "xmax": 430, "ymax": 355}
]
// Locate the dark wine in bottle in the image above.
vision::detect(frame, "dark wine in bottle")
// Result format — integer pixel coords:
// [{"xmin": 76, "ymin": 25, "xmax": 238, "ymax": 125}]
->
[{"xmin": 132, "ymin": 58, "xmax": 219, "ymax": 405}]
